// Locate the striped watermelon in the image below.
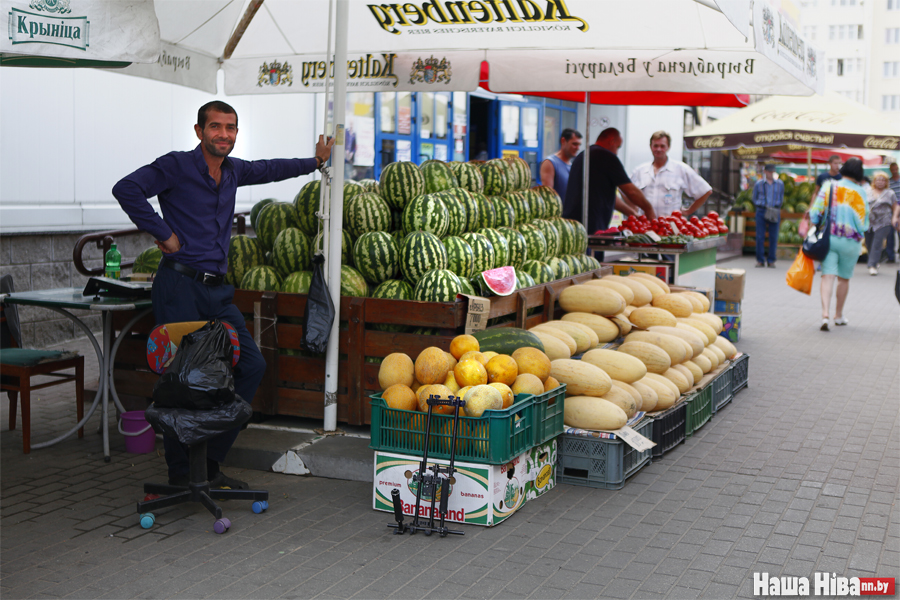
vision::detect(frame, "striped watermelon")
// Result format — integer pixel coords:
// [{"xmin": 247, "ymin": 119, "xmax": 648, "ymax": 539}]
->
[
  {"xmin": 515, "ymin": 269, "xmax": 536, "ymax": 289},
  {"xmin": 469, "ymin": 192, "xmax": 496, "ymax": 230},
  {"xmin": 341, "ymin": 265, "xmax": 369, "ymax": 297},
  {"xmin": 480, "ymin": 159, "xmax": 509, "ymax": 196},
  {"xmin": 257, "ymin": 202, "xmax": 300, "ymax": 251},
  {"xmin": 281, "ymin": 271, "xmax": 313, "ymax": 294},
  {"xmin": 498, "ymin": 227, "xmax": 528, "ymax": 268},
  {"xmin": 313, "ymin": 229, "xmax": 353, "ymax": 266},
  {"xmin": 490, "ymin": 196, "xmax": 516, "ymax": 228},
  {"xmin": 533, "ymin": 219, "xmax": 561, "ymax": 257},
  {"xmin": 526, "ymin": 189, "xmax": 546, "ymax": 220},
  {"xmin": 503, "ymin": 156, "xmax": 531, "ymax": 191},
  {"xmin": 345, "ymin": 192, "xmax": 391, "ymax": 238},
  {"xmin": 420, "ymin": 160, "xmax": 458, "ymax": 194},
  {"xmin": 436, "ymin": 190, "xmax": 467, "ymax": 238},
  {"xmin": 226, "ymin": 235, "xmax": 266, "ymax": 287},
  {"xmin": 401, "ymin": 193, "xmax": 450, "ymax": 238},
  {"xmin": 390, "ymin": 229, "xmax": 406, "ymax": 247},
  {"xmin": 272, "ymin": 227, "xmax": 312, "ymax": 277},
  {"xmin": 414, "ymin": 269, "xmax": 462, "ymax": 302},
  {"xmin": 343, "ymin": 180, "xmax": 365, "ymax": 206},
  {"xmin": 399, "ymin": 231, "xmax": 448, "ymax": 284},
  {"xmin": 240, "ymin": 265, "xmax": 283, "ymax": 291},
  {"xmin": 380, "ymin": 161, "xmax": 424, "ymax": 211},
  {"xmin": 552, "ymin": 217, "xmax": 576, "ymax": 255},
  {"xmin": 517, "ymin": 224, "xmax": 548, "ymax": 261},
  {"xmin": 459, "ymin": 277, "xmax": 475, "ymax": 295},
  {"xmin": 358, "ymin": 178, "xmax": 381, "ymax": 195},
  {"xmin": 447, "ymin": 188, "xmax": 480, "ymax": 233},
  {"xmin": 370, "ymin": 279, "xmax": 414, "ymax": 332},
  {"xmin": 478, "ymin": 228, "xmax": 510, "ymax": 267},
  {"xmin": 460, "ymin": 232, "xmax": 495, "ymax": 274},
  {"xmin": 548, "ymin": 257, "xmax": 571, "ymax": 280},
  {"xmin": 568, "ymin": 219, "xmax": 589, "ymax": 254},
  {"xmin": 250, "ymin": 198, "xmax": 276, "ymax": 233},
  {"xmin": 505, "ymin": 191, "xmax": 532, "ymax": 225},
  {"xmin": 450, "ymin": 162, "xmax": 484, "ymax": 193},
  {"xmin": 520, "ymin": 260, "xmax": 554, "ymax": 284},
  {"xmin": 533, "ymin": 185, "xmax": 563, "ymax": 218},
  {"xmin": 133, "ymin": 246, "xmax": 162, "ymax": 274},
  {"xmin": 561, "ymin": 254, "xmax": 582, "ymax": 275},
  {"xmin": 442, "ymin": 236, "xmax": 476, "ymax": 279},
  {"xmin": 293, "ymin": 181, "xmax": 322, "ymax": 236},
  {"xmin": 352, "ymin": 231, "xmax": 399, "ymax": 284},
  {"xmin": 583, "ymin": 254, "xmax": 601, "ymax": 271}
]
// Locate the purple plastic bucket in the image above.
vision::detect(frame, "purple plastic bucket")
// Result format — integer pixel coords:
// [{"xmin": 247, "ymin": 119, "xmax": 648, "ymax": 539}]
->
[{"xmin": 121, "ymin": 411, "xmax": 156, "ymax": 454}]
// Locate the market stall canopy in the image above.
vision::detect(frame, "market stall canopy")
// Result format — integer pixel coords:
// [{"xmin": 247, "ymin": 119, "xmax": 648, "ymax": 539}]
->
[
  {"xmin": 106, "ymin": 0, "xmax": 819, "ymax": 97},
  {"xmin": 685, "ymin": 93, "xmax": 900, "ymax": 152},
  {"xmin": 730, "ymin": 145, "xmax": 887, "ymax": 166},
  {"xmin": 0, "ymin": 0, "xmax": 160, "ymax": 67}
]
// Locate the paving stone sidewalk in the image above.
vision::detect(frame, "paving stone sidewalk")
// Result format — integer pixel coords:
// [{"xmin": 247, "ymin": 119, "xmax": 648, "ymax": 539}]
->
[{"xmin": 2, "ymin": 255, "xmax": 898, "ymax": 600}]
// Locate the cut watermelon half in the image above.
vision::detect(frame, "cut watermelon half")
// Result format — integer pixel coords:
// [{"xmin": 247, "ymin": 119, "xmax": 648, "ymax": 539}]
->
[{"xmin": 479, "ymin": 266, "xmax": 517, "ymax": 296}]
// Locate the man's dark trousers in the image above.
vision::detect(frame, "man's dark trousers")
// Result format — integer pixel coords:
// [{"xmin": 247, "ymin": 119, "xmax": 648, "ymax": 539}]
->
[
  {"xmin": 755, "ymin": 207, "xmax": 780, "ymax": 265},
  {"xmin": 151, "ymin": 264, "xmax": 267, "ymax": 478}
]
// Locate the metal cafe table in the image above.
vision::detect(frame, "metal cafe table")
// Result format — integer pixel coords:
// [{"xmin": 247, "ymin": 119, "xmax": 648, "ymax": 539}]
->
[{"xmin": 2, "ymin": 287, "xmax": 152, "ymax": 461}]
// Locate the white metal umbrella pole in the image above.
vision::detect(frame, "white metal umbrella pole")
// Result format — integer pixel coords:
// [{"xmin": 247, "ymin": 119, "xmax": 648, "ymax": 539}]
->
[
  {"xmin": 323, "ymin": 0, "xmax": 349, "ymax": 432},
  {"xmin": 581, "ymin": 94, "xmax": 591, "ymax": 232},
  {"xmin": 316, "ymin": 0, "xmax": 335, "ymax": 276}
]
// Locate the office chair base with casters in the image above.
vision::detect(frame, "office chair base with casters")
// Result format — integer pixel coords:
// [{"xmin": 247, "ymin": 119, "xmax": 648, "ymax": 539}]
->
[{"xmin": 136, "ymin": 440, "xmax": 269, "ymax": 533}]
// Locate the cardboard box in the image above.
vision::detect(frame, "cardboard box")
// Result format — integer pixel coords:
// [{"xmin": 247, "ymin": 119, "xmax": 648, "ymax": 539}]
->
[
  {"xmin": 373, "ymin": 440, "xmax": 556, "ymax": 527},
  {"xmin": 714, "ymin": 300, "xmax": 742, "ymax": 314},
  {"xmin": 719, "ymin": 314, "xmax": 742, "ymax": 342},
  {"xmin": 715, "ymin": 268, "xmax": 746, "ymax": 302},
  {"xmin": 603, "ymin": 263, "xmax": 670, "ymax": 283}
]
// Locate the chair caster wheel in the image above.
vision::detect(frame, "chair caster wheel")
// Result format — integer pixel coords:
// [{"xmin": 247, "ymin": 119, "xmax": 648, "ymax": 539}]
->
[
  {"xmin": 252, "ymin": 500, "xmax": 268, "ymax": 514},
  {"xmin": 143, "ymin": 494, "xmax": 160, "ymax": 502},
  {"xmin": 139, "ymin": 513, "xmax": 155, "ymax": 529},
  {"xmin": 213, "ymin": 517, "xmax": 231, "ymax": 534}
]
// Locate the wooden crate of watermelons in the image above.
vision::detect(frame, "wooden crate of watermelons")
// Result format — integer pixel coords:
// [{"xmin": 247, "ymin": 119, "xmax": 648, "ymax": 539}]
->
[{"xmin": 109, "ymin": 268, "xmax": 611, "ymax": 425}]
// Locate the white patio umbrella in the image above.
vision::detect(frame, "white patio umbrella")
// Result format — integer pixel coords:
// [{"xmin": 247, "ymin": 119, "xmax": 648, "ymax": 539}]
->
[{"xmin": 2, "ymin": 0, "xmax": 824, "ymax": 431}]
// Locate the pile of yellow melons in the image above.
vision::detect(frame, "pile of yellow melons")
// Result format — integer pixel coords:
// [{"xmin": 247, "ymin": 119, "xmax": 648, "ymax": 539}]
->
[
  {"xmin": 543, "ymin": 272, "xmax": 738, "ymax": 431},
  {"xmin": 376, "ymin": 334, "xmax": 560, "ymax": 418}
]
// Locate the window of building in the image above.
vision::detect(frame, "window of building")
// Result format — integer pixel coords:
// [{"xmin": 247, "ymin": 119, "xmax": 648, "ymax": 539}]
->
[
  {"xmin": 889, "ymin": 0, "xmax": 899, "ymax": 9},
  {"xmin": 883, "ymin": 95, "xmax": 900, "ymax": 110},
  {"xmin": 885, "ymin": 61, "xmax": 900, "ymax": 77},
  {"xmin": 858, "ymin": 25, "xmax": 864, "ymax": 39},
  {"xmin": 887, "ymin": 28, "xmax": 900, "ymax": 43},
  {"xmin": 829, "ymin": 25, "xmax": 836, "ymax": 39}
]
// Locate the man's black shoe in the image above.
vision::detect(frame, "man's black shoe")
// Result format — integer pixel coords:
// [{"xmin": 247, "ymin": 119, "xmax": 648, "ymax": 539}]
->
[{"xmin": 209, "ymin": 472, "xmax": 249, "ymax": 490}]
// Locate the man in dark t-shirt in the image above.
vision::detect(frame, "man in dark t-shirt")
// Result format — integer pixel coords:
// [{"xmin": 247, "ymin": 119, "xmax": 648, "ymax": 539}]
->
[
  {"xmin": 564, "ymin": 128, "xmax": 655, "ymax": 233},
  {"xmin": 812, "ymin": 155, "xmax": 842, "ymax": 201}
]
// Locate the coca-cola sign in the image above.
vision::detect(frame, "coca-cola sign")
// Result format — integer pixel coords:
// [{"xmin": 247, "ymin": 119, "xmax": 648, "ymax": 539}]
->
[
  {"xmin": 693, "ymin": 136, "xmax": 725, "ymax": 148},
  {"xmin": 863, "ymin": 136, "xmax": 899, "ymax": 150}
]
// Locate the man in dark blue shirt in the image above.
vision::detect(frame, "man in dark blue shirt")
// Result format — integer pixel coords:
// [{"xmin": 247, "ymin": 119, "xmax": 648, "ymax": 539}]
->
[{"xmin": 113, "ymin": 100, "xmax": 332, "ymax": 488}]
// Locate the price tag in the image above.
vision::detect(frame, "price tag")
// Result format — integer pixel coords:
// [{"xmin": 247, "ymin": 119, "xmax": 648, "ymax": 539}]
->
[
  {"xmin": 621, "ymin": 229, "xmax": 634, "ymax": 237},
  {"xmin": 599, "ymin": 426, "xmax": 656, "ymax": 451},
  {"xmin": 646, "ymin": 230, "xmax": 662, "ymax": 242},
  {"xmin": 459, "ymin": 294, "xmax": 491, "ymax": 334}
]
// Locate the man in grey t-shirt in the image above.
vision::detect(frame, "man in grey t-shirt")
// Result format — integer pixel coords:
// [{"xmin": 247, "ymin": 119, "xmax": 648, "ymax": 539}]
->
[{"xmin": 540, "ymin": 128, "xmax": 582, "ymax": 200}]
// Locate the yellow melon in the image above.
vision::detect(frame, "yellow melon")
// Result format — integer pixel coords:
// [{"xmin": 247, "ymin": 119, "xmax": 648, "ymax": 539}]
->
[
  {"xmin": 713, "ymin": 336, "xmax": 738, "ymax": 359},
  {"xmin": 585, "ymin": 279, "xmax": 635, "ymax": 305},
  {"xmin": 540, "ymin": 320, "xmax": 596, "ymax": 351},
  {"xmin": 529, "ymin": 325, "xmax": 577, "ymax": 355},
  {"xmin": 558, "ymin": 285, "xmax": 626, "ymax": 316},
  {"xmin": 543, "ymin": 375, "xmax": 561, "ymax": 393},
  {"xmin": 681, "ymin": 290, "xmax": 711, "ymax": 312},
  {"xmin": 692, "ymin": 311, "xmax": 724, "ymax": 334},
  {"xmin": 550, "ymin": 358, "xmax": 612, "ymax": 397},
  {"xmin": 564, "ymin": 396, "xmax": 627, "ymax": 430},
  {"xmin": 693, "ymin": 353, "xmax": 713, "ymax": 373},
  {"xmin": 678, "ymin": 292, "xmax": 705, "ymax": 313},
  {"xmin": 488, "ymin": 382, "xmax": 515, "ymax": 408},
  {"xmin": 382, "ymin": 384, "xmax": 418, "ymax": 411},
  {"xmin": 485, "ymin": 354, "xmax": 518, "ymax": 386},
  {"xmin": 609, "ymin": 313, "xmax": 633, "ymax": 337},
  {"xmin": 560, "ymin": 312, "xmax": 620, "ymax": 343},
  {"xmin": 648, "ymin": 325, "xmax": 705, "ymax": 358},
  {"xmin": 463, "ymin": 384, "xmax": 503, "ymax": 418},
  {"xmin": 454, "ymin": 358, "xmax": 488, "ymax": 387},
  {"xmin": 672, "ymin": 364, "xmax": 695, "ymax": 389},
  {"xmin": 511, "ymin": 373, "xmax": 545, "ymax": 396},
  {"xmin": 378, "ymin": 353, "xmax": 415, "ymax": 390},
  {"xmin": 631, "ymin": 380, "xmax": 659, "ymax": 412},
  {"xmin": 459, "ymin": 350, "xmax": 489, "ymax": 366},
  {"xmin": 682, "ymin": 360, "xmax": 704, "ymax": 384},
  {"xmin": 415, "ymin": 346, "xmax": 450, "ymax": 385},
  {"xmin": 449, "ymin": 334, "xmax": 479, "ymax": 360},
  {"xmin": 529, "ymin": 330, "xmax": 571, "ymax": 360},
  {"xmin": 581, "ymin": 348, "xmax": 647, "ymax": 383},
  {"xmin": 677, "ymin": 319, "xmax": 718, "ymax": 345},
  {"xmin": 512, "ymin": 347, "xmax": 552, "ymax": 382},
  {"xmin": 603, "ymin": 275, "xmax": 653, "ymax": 306},
  {"xmin": 630, "ymin": 272, "xmax": 671, "ymax": 293},
  {"xmin": 416, "ymin": 384, "xmax": 455, "ymax": 413},
  {"xmin": 617, "ymin": 341, "xmax": 672, "ymax": 374},
  {"xmin": 651, "ymin": 294, "xmax": 694, "ymax": 318},
  {"xmin": 610, "ymin": 380, "xmax": 643, "ymax": 412},
  {"xmin": 638, "ymin": 375, "xmax": 678, "ymax": 411},
  {"xmin": 624, "ymin": 330, "xmax": 688, "ymax": 365},
  {"xmin": 602, "ymin": 385, "xmax": 638, "ymax": 418},
  {"xmin": 629, "ymin": 306, "xmax": 678, "ymax": 329},
  {"xmin": 663, "ymin": 368, "xmax": 691, "ymax": 394},
  {"xmin": 627, "ymin": 274, "xmax": 665, "ymax": 299}
]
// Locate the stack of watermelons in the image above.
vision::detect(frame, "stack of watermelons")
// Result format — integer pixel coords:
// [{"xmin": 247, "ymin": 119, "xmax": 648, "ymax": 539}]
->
[{"xmin": 226, "ymin": 157, "xmax": 599, "ymax": 302}]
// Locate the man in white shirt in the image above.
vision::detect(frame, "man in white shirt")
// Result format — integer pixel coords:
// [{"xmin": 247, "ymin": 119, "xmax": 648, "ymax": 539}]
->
[{"xmin": 628, "ymin": 131, "xmax": 713, "ymax": 217}]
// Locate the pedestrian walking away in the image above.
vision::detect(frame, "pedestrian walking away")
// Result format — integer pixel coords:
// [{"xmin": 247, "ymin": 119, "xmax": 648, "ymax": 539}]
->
[
  {"xmin": 539, "ymin": 127, "xmax": 582, "ymax": 201},
  {"xmin": 563, "ymin": 127, "xmax": 656, "ymax": 236},
  {"xmin": 809, "ymin": 158, "xmax": 869, "ymax": 331},
  {"xmin": 865, "ymin": 171, "xmax": 897, "ymax": 276},
  {"xmin": 628, "ymin": 130, "xmax": 712, "ymax": 218},
  {"xmin": 812, "ymin": 154, "xmax": 842, "ymax": 202},
  {"xmin": 753, "ymin": 164, "xmax": 784, "ymax": 268},
  {"xmin": 112, "ymin": 100, "xmax": 334, "ymax": 487}
]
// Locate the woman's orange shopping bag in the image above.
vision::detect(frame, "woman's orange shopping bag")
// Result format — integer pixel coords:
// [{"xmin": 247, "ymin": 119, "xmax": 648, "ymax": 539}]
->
[{"xmin": 786, "ymin": 250, "xmax": 814, "ymax": 295}]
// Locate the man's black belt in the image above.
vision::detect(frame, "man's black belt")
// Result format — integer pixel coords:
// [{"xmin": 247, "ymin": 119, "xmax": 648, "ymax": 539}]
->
[{"xmin": 160, "ymin": 258, "xmax": 225, "ymax": 286}]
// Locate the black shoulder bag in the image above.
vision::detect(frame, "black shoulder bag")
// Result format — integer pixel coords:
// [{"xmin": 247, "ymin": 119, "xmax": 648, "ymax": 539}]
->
[{"xmin": 802, "ymin": 184, "xmax": 833, "ymax": 262}]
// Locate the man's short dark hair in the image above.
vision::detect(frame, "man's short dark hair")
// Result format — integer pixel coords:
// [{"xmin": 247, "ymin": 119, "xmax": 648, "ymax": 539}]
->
[
  {"xmin": 561, "ymin": 128, "xmax": 582, "ymax": 142},
  {"xmin": 198, "ymin": 101, "xmax": 238, "ymax": 129},
  {"xmin": 596, "ymin": 128, "xmax": 620, "ymax": 143},
  {"xmin": 828, "ymin": 154, "xmax": 841, "ymax": 163},
  {"xmin": 839, "ymin": 157, "xmax": 864, "ymax": 181}
]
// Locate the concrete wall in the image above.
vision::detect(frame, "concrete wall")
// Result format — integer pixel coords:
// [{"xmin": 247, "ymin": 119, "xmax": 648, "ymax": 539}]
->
[{"xmin": 0, "ymin": 231, "xmax": 155, "ymax": 347}]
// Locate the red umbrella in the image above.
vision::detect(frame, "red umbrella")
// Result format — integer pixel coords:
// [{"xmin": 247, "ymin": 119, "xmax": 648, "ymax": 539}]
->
[
  {"xmin": 478, "ymin": 62, "xmax": 750, "ymax": 108},
  {"xmin": 769, "ymin": 148, "xmax": 885, "ymax": 167}
]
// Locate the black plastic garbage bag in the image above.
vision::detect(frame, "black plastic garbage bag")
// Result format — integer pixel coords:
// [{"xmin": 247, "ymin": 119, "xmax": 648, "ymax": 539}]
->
[
  {"xmin": 152, "ymin": 320, "xmax": 235, "ymax": 410},
  {"xmin": 145, "ymin": 395, "xmax": 252, "ymax": 446},
  {"xmin": 301, "ymin": 254, "xmax": 335, "ymax": 354}
]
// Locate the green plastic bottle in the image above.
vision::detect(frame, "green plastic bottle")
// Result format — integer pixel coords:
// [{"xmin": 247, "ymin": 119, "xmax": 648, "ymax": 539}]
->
[{"xmin": 105, "ymin": 243, "xmax": 122, "ymax": 280}]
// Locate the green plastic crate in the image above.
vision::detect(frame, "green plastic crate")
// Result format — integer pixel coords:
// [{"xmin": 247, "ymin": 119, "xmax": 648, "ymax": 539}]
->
[
  {"xmin": 685, "ymin": 385, "xmax": 712, "ymax": 437},
  {"xmin": 369, "ymin": 393, "xmax": 534, "ymax": 465},
  {"xmin": 556, "ymin": 419, "xmax": 654, "ymax": 490},
  {"xmin": 522, "ymin": 384, "xmax": 566, "ymax": 446}
]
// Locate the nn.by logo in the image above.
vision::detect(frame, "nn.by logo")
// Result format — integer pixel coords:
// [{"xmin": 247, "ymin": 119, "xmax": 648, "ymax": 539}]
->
[{"xmin": 753, "ymin": 572, "xmax": 895, "ymax": 596}]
